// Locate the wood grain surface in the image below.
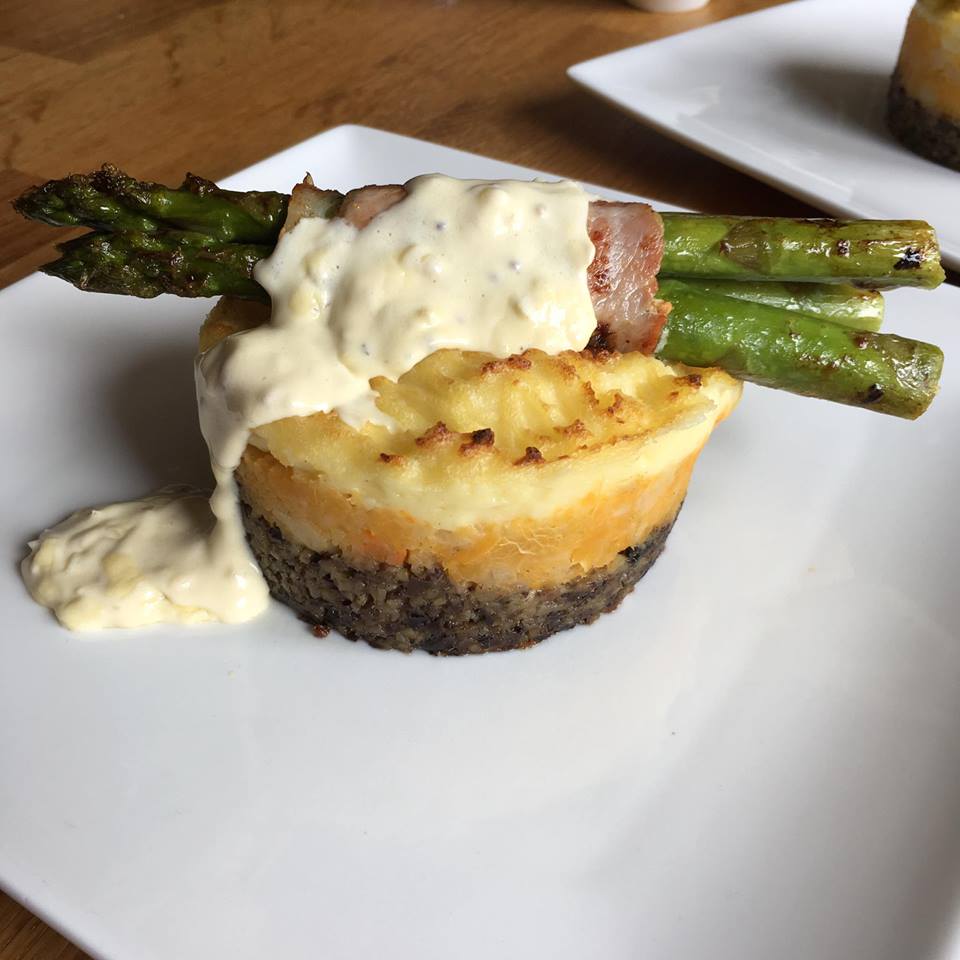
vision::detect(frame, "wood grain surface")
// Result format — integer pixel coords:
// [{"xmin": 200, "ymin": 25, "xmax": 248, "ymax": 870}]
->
[{"xmin": 1, "ymin": 0, "xmax": 800, "ymax": 957}]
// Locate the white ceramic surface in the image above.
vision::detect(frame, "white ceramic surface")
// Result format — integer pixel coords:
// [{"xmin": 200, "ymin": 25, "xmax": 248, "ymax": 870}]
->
[
  {"xmin": 2, "ymin": 125, "xmax": 960, "ymax": 960},
  {"xmin": 570, "ymin": 0, "xmax": 960, "ymax": 271}
]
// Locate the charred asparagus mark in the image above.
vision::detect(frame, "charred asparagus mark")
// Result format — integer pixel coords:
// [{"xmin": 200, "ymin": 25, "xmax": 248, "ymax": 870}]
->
[{"xmin": 894, "ymin": 247, "xmax": 924, "ymax": 270}]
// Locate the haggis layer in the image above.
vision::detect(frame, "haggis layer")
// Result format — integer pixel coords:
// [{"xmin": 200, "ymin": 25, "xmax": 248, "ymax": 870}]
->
[{"xmin": 241, "ymin": 495, "xmax": 679, "ymax": 656}]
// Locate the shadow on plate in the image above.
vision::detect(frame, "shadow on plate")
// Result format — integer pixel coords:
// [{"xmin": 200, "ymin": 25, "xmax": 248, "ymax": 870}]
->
[
  {"xmin": 104, "ymin": 338, "xmax": 211, "ymax": 491},
  {"xmin": 774, "ymin": 61, "xmax": 895, "ymax": 146},
  {"xmin": 522, "ymin": 88, "xmax": 818, "ymax": 215}
]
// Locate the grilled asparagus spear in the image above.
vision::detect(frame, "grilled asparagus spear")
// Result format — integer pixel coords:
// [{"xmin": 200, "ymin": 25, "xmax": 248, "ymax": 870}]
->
[
  {"xmin": 47, "ymin": 230, "xmax": 271, "ymax": 301},
  {"xmin": 659, "ymin": 213, "xmax": 944, "ymax": 289},
  {"xmin": 656, "ymin": 280, "xmax": 941, "ymax": 420},
  {"xmin": 14, "ymin": 166, "xmax": 287, "ymax": 242},
  {"xmin": 679, "ymin": 280, "xmax": 884, "ymax": 331}
]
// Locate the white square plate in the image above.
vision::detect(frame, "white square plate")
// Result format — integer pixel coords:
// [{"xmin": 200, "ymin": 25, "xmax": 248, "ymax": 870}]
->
[
  {"xmin": 2, "ymin": 125, "xmax": 959, "ymax": 960},
  {"xmin": 569, "ymin": 0, "xmax": 960, "ymax": 270}
]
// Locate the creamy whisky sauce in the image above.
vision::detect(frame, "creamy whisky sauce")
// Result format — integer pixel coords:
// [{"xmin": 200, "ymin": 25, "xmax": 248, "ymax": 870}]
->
[
  {"xmin": 21, "ymin": 488, "xmax": 268, "ymax": 630},
  {"xmin": 23, "ymin": 175, "xmax": 598, "ymax": 631}
]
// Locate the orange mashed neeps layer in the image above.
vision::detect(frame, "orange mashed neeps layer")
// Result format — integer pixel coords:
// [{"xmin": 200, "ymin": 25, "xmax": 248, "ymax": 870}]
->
[
  {"xmin": 203, "ymin": 297, "xmax": 742, "ymax": 590},
  {"xmin": 237, "ymin": 443, "xmax": 698, "ymax": 590}
]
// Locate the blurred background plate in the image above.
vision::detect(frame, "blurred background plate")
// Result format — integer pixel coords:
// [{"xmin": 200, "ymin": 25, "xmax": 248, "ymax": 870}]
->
[
  {"xmin": 569, "ymin": 0, "xmax": 960, "ymax": 270},
  {"xmin": 1, "ymin": 126, "xmax": 959, "ymax": 960}
]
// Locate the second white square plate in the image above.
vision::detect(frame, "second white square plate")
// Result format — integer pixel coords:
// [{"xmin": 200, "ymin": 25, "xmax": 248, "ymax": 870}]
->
[{"xmin": 569, "ymin": 0, "xmax": 960, "ymax": 269}]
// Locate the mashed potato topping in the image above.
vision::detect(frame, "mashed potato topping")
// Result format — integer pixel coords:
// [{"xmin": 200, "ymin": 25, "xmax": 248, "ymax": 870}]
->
[{"xmin": 251, "ymin": 348, "xmax": 740, "ymax": 527}]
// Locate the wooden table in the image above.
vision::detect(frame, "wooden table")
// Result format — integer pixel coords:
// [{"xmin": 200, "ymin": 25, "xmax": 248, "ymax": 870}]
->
[{"xmin": 1, "ymin": 0, "xmax": 801, "ymax": 956}]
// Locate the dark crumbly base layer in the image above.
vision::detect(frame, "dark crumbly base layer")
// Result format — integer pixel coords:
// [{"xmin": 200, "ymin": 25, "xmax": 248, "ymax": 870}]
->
[
  {"xmin": 240, "ymin": 498, "xmax": 679, "ymax": 655},
  {"xmin": 888, "ymin": 73, "xmax": 960, "ymax": 171}
]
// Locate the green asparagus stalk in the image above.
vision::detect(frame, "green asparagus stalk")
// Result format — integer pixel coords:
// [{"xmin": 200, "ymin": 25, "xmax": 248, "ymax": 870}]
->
[
  {"xmin": 49, "ymin": 231, "xmax": 271, "ymax": 300},
  {"xmin": 656, "ymin": 279, "xmax": 941, "ymax": 420},
  {"xmin": 659, "ymin": 213, "xmax": 945, "ymax": 289},
  {"xmin": 679, "ymin": 280, "xmax": 884, "ymax": 332},
  {"xmin": 13, "ymin": 165, "xmax": 289, "ymax": 243}
]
